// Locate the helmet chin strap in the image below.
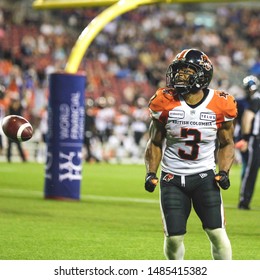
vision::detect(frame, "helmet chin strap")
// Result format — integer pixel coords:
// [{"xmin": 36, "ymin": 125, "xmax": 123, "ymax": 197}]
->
[{"xmin": 174, "ymin": 85, "xmax": 190, "ymax": 95}]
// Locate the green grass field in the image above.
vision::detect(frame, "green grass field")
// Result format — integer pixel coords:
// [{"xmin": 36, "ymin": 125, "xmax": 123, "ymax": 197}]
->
[{"xmin": 0, "ymin": 162, "xmax": 259, "ymax": 260}]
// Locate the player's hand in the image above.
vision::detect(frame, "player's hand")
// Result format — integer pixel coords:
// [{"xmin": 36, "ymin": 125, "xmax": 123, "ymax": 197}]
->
[
  {"xmin": 234, "ymin": 139, "xmax": 248, "ymax": 152},
  {"xmin": 215, "ymin": 171, "xmax": 230, "ymax": 190},
  {"xmin": 145, "ymin": 172, "xmax": 158, "ymax": 192}
]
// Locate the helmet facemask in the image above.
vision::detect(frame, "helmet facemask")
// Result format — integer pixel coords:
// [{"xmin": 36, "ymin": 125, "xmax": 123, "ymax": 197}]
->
[{"xmin": 166, "ymin": 61, "xmax": 207, "ymax": 95}]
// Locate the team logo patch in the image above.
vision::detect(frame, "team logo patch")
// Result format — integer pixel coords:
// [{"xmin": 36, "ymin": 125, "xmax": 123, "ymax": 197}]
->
[
  {"xmin": 219, "ymin": 91, "xmax": 229, "ymax": 99},
  {"xmin": 163, "ymin": 173, "xmax": 174, "ymax": 182},
  {"xmin": 199, "ymin": 54, "xmax": 213, "ymax": 71},
  {"xmin": 163, "ymin": 88, "xmax": 175, "ymax": 96},
  {"xmin": 200, "ymin": 112, "xmax": 216, "ymax": 121},
  {"xmin": 199, "ymin": 173, "xmax": 208, "ymax": 179},
  {"xmin": 169, "ymin": 110, "xmax": 185, "ymax": 119},
  {"xmin": 190, "ymin": 110, "xmax": 196, "ymax": 116}
]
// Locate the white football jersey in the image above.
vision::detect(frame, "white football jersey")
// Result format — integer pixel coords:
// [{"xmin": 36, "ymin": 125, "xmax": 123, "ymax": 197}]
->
[{"xmin": 149, "ymin": 88, "xmax": 237, "ymax": 175}]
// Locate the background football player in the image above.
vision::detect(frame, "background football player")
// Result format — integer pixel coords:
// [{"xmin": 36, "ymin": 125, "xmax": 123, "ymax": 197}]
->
[{"xmin": 237, "ymin": 75, "xmax": 260, "ymax": 210}]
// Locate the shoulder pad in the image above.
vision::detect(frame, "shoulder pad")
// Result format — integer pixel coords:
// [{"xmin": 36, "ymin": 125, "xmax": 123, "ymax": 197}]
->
[
  {"xmin": 149, "ymin": 88, "xmax": 178, "ymax": 112},
  {"xmin": 214, "ymin": 90, "xmax": 238, "ymax": 120}
]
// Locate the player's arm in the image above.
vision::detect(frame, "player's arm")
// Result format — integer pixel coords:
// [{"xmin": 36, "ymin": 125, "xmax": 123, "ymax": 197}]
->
[
  {"xmin": 239, "ymin": 100, "xmax": 257, "ymax": 151},
  {"xmin": 144, "ymin": 119, "xmax": 166, "ymax": 192},
  {"xmin": 241, "ymin": 109, "xmax": 255, "ymax": 136},
  {"xmin": 235, "ymin": 109, "xmax": 255, "ymax": 152},
  {"xmin": 215, "ymin": 120, "xmax": 235, "ymax": 190},
  {"xmin": 217, "ymin": 120, "xmax": 235, "ymax": 172}
]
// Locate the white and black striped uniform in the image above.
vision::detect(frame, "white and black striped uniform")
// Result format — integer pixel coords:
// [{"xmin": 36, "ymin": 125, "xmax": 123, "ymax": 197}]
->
[{"xmin": 239, "ymin": 92, "xmax": 260, "ymax": 209}]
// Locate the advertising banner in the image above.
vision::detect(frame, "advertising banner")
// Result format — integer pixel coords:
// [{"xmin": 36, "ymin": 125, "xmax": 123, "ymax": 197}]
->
[{"xmin": 44, "ymin": 72, "xmax": 86, "ymax": 200}]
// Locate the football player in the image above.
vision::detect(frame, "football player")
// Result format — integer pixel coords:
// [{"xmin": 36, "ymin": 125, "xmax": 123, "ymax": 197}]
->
[
  {"xmin": 144, "ymin": 49, "xmax": 237, "ymax": 260},
  {"xmin": 238, "ymin": 75, "xmax": 260, "ymax": 210}
]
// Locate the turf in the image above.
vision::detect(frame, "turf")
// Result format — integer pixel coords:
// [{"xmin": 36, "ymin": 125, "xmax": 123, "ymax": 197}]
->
[{"xmin": 0, "ymin": 162, "xmax": 259, "ymax": 260}]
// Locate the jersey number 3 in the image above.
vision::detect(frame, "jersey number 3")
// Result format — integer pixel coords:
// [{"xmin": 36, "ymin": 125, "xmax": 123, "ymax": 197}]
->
[{"xmin": 178, "ymin": 128, "xmax": 201, "ymax": 160}]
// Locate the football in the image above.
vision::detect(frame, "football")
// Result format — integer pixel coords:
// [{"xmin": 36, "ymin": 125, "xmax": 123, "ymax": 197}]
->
[{"xmin": 1, "ymin": 115, "xmax": 33, "ymax": 142}]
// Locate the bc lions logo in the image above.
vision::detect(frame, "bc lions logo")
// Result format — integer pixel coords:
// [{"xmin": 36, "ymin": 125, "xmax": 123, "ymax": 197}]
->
[
  {"xmin": 163, "ymin": 173, "xmax": 174, "ymax": 182},
  {"xmin": 199, "ymin": 54, "xmax": 212, "ymax": 71},
  {"xmin": 219, "ymin": 91, "xmax": 229, "ymax": 99}
]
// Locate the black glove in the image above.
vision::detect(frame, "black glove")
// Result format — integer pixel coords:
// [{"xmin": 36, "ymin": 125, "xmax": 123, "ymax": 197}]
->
[
  {"xmin": 215, "ymin": 171, "xmax": 230, "ymax": 190},
  {"xmin": 145, "ymin": 172, "xmax": 158, "ymax": 192}
]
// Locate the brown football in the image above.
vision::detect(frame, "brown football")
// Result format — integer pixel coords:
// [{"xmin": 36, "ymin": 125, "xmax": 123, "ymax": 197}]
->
[{"xmin": 1, "ymin": 115, "xmax": 33, "ymax": 142}]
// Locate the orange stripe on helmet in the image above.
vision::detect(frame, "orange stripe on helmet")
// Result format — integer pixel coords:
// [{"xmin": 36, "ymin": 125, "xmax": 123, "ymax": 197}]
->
[{"xmin": 176, "ymin": 49, "xmax": 189, "ymax": 60}]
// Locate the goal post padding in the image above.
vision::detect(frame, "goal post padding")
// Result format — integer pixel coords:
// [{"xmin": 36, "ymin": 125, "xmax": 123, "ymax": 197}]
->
[{"xmin": 44, "ymin": 72, "xmax": 86, "ymax": 200}]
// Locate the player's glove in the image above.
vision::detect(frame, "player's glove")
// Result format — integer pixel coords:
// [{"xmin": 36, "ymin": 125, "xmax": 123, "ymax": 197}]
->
[
  {"xmin": 145, "ymin": 172, "xmax": 158, "ymax": 192},
  {"xmin": 215, "ymin": 171, "xmax": 230, "ymax": 190}
]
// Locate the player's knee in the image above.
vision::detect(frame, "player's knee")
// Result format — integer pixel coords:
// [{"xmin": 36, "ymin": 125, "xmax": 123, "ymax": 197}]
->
[
  {"xmin": 165, "ymin": 235, "xmax": 184, "ymax": 246},
  {"xmin": 205, "ymin": 228, "xmax": 227, "ymax": 242},
  {"xmin": 205, "ymin": 228, "xmax": 231, "ymax": 249}
]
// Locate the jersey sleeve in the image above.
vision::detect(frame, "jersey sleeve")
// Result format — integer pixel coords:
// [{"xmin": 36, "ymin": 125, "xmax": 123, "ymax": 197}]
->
[
  {"xmin": 208, "ymin": 91, "xmax": 237, "ymax": 124},
  {"xmin": 148, "ymin": 88, "xmax": 178, "ymax": 124},
  {"xmin": 223, "ymin": 93, "xmax": 237, "ymax": 121}
]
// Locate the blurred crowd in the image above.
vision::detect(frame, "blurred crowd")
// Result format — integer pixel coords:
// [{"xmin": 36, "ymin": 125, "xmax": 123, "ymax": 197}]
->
[{"xmin": 0, "ymin": 2, "xmax": 259, "ymax": 162}]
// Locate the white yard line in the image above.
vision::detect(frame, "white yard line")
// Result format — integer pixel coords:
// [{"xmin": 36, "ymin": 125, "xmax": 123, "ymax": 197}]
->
[{"xmin": 0, "ymin": 188, "xmax": 158, "ymax": 204}]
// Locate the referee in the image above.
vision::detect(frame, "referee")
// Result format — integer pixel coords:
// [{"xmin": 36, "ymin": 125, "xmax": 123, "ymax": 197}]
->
[{"xmin": 238, "ymin": 75, "xmax": 260, "ymax": 210}]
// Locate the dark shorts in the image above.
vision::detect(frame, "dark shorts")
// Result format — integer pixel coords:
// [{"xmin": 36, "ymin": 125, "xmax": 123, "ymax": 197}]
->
[{"xmin": 160, "ymin": 170, "xmax": 225, "ymax": 236}]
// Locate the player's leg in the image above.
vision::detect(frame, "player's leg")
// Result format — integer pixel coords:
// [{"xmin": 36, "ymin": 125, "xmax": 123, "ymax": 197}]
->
[
  {"xmin": 7, "ymin": 138, "xmax": 12, "ymax": 162},
  {"xmin": 240, "ymin": 150, "xmax": 248, "ymax": 179},
  {"xmin": 192, "ymin": 170, "xmax": 232, "ymax": 260},
  {"xmin": 239, "ymin": 137, "xmax": 260, "ymax": 209},
  {"xmin": 16, "ymin": 142, "xmax": 26, "ymax": 162},
  {"xmin": 204, "ymin": 228, "xmax": 232, "ymax": 260},
  {"xmin": 160, "ymin": 173, "xmax": 191, "ymax": 260}
]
